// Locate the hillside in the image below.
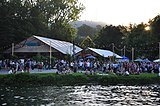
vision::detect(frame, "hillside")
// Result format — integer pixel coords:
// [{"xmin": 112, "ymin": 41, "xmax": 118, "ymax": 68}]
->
[{"xmin": 72, "ymin": 20, "xmax": 107, "ymax": 28}]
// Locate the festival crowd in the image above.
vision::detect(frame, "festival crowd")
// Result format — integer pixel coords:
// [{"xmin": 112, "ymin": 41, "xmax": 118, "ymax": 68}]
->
[
  {"xmin": 0, "ymin": 59, "xmax": 50, "ymax": 74},
  {"xmin": 0, "ymin": 59, "xmax": 160, "ymax": 76},
  {"xmin": 56, "ymin": 59, "xmax": 160, "ymax": 76}
]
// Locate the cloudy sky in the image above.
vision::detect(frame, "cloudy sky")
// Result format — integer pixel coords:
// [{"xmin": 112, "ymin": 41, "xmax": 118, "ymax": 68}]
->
[{"xmin": 78, "ymin": 0, "xmax": 160, "ymax": 25}]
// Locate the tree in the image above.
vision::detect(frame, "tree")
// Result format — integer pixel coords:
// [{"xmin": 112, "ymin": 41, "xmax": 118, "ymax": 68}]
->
[
  {"xmin": 125, "ymin": 23, "xmax": 157, "ymax": 59},
  {"xmin": 43, "ymin": 0, "xmax": 84, "ymax": 41},
  {"xmin": 95, "ymin": 25, "xmax": 124, "ymax": 49},
  {"xmin": 0, "ymin": 0, "xmax": 84, "ymax": 52},
  {"xmin": 75, "ymin": 24, "xmax": 102, "ymax": 45},
  {"xmin": 77, "ymin": 24, "xmax": 96, "ymax": 38},
  {"xmin": 150, "ymin": 15, "xmax": 160, "ymax": 41},
  {"xmin": 80, "ymin": 36, "xmax": 95, "ymax": 49},
  {"xmin": 0, "ymin": 0, "xmax": 33, "ymax": 52},
  {"xmin": 96, "ymin": 25, "xmax": 102, "ymax": 32}
]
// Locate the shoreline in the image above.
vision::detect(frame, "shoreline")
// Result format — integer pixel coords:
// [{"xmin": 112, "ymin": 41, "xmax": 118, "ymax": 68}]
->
[{"xmin": 0, "ymin": 73, "xmax": 160, "ymax": 86}]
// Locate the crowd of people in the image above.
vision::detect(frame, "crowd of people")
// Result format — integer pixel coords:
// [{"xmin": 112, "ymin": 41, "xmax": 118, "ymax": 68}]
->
[
  {"xmin": 0, "ymin": 58, "xmax": 160, "ymax": 76},
  {"xmin": 0, "ymin": 59, "xmax": 50, "ymax": 74},
  {"xmin": 56, "ymin": 59, "xmax": 160, "ymax": 76}
]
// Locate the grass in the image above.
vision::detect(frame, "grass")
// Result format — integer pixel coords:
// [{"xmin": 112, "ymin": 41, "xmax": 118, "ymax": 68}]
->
[{"xmin": 0, "ymin": 73, "xmax": 159, "ymax": 86}]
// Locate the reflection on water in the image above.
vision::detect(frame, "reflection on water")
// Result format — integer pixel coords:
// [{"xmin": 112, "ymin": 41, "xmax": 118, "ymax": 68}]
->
[{"xmin": 0, "ymin": 85, "xmax": 160, "ymax": 106}]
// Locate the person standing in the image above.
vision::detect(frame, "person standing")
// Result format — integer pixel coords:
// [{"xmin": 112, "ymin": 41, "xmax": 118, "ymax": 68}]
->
[
  {"xmin": 15, "ymin": 61, "xmax": 19, "ymax": 72},
  {"xmin": 102, "ymin": 62, "xmax": 107, "ymax": 73},
  {"xmin": 73, "ymin": 61, "xmax": 78, "ymax": 73},
  {"xmin": 93, "ymin": 62, "xmax": 97, "ymax": 75},
  {"xmin": 26, "ymin": 59, "xmax": 30, "ymax": 73},
  {"xmin": 39, "ymin": 62, "xmax": 43, "ymax": 72}
]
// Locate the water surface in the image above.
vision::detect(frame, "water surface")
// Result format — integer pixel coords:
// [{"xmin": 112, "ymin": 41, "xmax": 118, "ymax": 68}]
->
[{"xmin": 0, "ymin": 85, "xmax": 160, "ymax": 105}]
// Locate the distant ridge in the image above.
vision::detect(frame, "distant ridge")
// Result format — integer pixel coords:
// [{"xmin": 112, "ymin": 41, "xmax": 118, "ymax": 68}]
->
[{"xmin": 71, "ymin": 20, "xmax": 107, "ymax": 28}]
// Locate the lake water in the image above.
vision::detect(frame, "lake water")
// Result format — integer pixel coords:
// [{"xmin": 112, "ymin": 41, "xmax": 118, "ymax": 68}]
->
[{"xmin": 0, "ymin": 85, "xmax": 160, "ymax": 106}]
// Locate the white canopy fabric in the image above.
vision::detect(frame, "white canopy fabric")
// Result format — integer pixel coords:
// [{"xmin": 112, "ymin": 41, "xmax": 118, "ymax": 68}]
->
[
  {"xmin": 153, "ymin": 59, "xmax": 160, "ymax": 62},
  {"xmin": 143, "ymin": 58, "xmax": 151, "ymax": 62},
  {"xmin": 134, "ymin": 58, "xmax": 143, "ymax": 62},
  {"xmin": 88, "ymin": 48, "xmax": 122, "ymax": 58},
  {"xmin": 118, "ymin": 56, "xmax": 129, "ymax": 62},
  {"xmin": 34, "ymin": 36, "xmax": 82, "ymax": 55}
]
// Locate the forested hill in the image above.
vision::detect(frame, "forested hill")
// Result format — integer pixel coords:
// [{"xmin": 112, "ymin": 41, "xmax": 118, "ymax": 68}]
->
[{"xmin": 71, "ymin": 20, "xmax": 106, "ymax": 28}]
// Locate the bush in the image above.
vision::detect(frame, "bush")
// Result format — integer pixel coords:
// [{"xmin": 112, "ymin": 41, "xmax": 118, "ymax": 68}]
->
[{"xmin": 0, "ymin": 73, "xmax": 160, "ymax": 86}]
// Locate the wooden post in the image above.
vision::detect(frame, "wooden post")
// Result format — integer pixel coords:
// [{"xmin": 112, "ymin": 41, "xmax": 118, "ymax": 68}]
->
[
  {"xmin": 132, "ymin": 48, "xmax": 134, "ymax": 62},
  {"xmin": 112, "ymin": 43, "xmax": 115, "ymax": 62},
  {"xmin": 49, "ymin": 41, "xmax": 52, "ymax": 66},
  {"xmin": 12, "ymin": 43, "xmax": 14, "ymax": 56},
  {"xmin": 124, "ymin": 46, "xmax": 126, "ymax": 56}
]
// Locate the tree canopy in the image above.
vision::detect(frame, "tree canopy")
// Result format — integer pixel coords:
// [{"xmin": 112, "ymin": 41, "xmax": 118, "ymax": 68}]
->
[
  {"xmin": 92, "ymin": 15, "xmax": 160, "ymax": 60},
  {"xmin": 80, "ymin": 36, "xmax": 95, "ymax": 49},
  {"xmin": 95, "ymin": 25, "xmax": 124, "ymax": 49},
  {"xmin": 0, "ymin": 0, "xmax": 84, "ymax": 52}
]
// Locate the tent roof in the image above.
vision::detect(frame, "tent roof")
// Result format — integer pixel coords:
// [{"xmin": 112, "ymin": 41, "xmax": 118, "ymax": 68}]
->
[
  {"xmin": 88, "ymin": 48, "xmax": 122, "ymax": 58},
  {"xmin": 86, "ymin": 55, "xmax": 96, "ymax": 59},
  {"xmin": 134, "ymin": 58, "xmax": 143, "ymax": 62},
  {"xmin": 122, "ymin": 56, "xmax": 129, "ymax": 59},
  {"xmin": 153, "ymin": 59, "xmax": 160, "ymax": 62},
  {"xmin": 34, "ymin": 36, "xmax": 82, "ymax": 55},
  {"xmin": 142, "ymin": 58, "xmax": 151, "ymax": 62}
]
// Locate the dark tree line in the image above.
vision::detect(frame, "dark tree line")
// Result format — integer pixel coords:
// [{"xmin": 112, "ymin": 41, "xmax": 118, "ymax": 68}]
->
[
  {"xmin": 78, "ymin": 15, "xmax": 160, "ymax": 60},
  {"xmin": 0, "ymin": 0, "xmax": 84, "ymax": 52}
]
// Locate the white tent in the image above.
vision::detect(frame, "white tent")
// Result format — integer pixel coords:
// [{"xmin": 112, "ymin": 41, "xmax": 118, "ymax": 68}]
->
[
  {"xmin": 143, "ymin": 58, "xmax": 151, "ymax": 62},
  {"xmin": 5, "ymin": 35, "xmax": 82, "ymax": 56},
  {"xmin": 153, "ymin": 59, "xmax": 160, "ymax": 62},
  {"xmin": 134, "ymin": 58, "xmax": 143, "ymax": 62},
  {"xmin": 34, "ymin": 36, "xmax": 82, "ymax": 55},
  {"xmin": 118, "ymin": 56, "xmax": 129, "ymax": 62},
  {"xmin": 88, "ymin": 48, "xmax": 122, "ymax": 58}
]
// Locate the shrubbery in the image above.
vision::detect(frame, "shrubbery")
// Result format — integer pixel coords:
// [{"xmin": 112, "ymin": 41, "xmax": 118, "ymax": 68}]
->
[{"xmin": 0, "ymin": 73, "xmax": 159, "ymax": 86}]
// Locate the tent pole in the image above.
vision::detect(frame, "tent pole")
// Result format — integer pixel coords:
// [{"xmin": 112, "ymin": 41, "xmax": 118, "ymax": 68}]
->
[
  {"xmin": 112, "ymin": 43, "xmax": 115, "ymax": 62},
  {"xmin": 124, "ymin": 46, "xmax": 126, "ymax": 56},
  {"xmin": 50, "ymin": 41, "xmax": 52, "ymax": 67},
  {"xmin": 12, "ymin": 43, "xmax": 14, "ymax": 56}
]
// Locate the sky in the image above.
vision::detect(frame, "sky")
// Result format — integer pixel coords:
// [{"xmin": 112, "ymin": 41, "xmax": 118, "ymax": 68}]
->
[{"xmin": 78, "ymin": 0, "xmax": 160, "ymax": 26}]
